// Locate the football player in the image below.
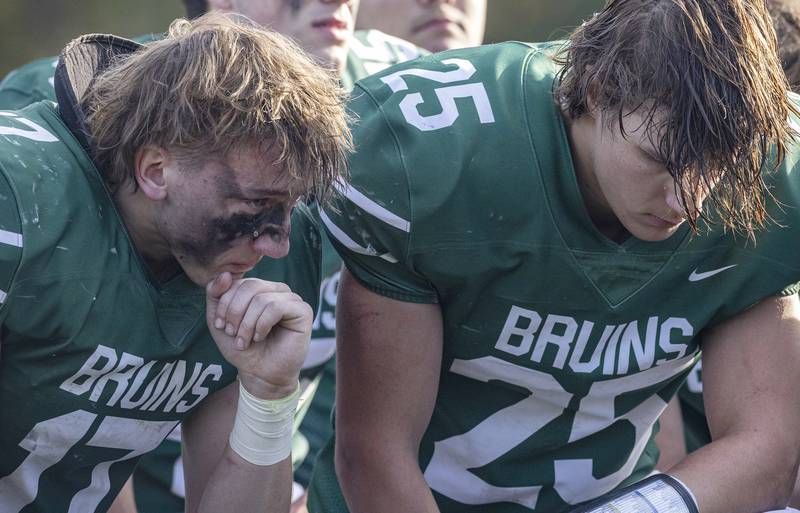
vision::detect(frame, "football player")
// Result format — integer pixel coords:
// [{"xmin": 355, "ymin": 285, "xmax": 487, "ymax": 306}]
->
[
  {"xmin": 355, "ymin": 0, "xmax": 486, "ymax": 52},
  {"xmin": 161, "ymin": 2, "xmax": 426, "ymax": 512},
  {"xmin": 306, "ymin": 1, "xmax": 800, "ymax": 513},
  {"xmin": 185, "ymin": 0, "xmax": 358, "ymax": 73},
  {"xmin": 0, "ymin": 2, "xmax": 425, "ymax": 512},
  {"xmin": 0, "ymin": 13, "xmax": 351, "ymax": 513}
]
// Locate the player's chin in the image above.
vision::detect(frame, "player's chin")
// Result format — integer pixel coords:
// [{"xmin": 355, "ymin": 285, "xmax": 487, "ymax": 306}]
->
[
  {"xmin": 631, "ymin": 221, "xmax": 684, "ymax": 242},
  {"xmin": 177, "ymin": 259, "xmax": 223, "ymax": 288},
  {"xmin": 314, "ymin": 44, "xmax": 349, "ymax": 72}
]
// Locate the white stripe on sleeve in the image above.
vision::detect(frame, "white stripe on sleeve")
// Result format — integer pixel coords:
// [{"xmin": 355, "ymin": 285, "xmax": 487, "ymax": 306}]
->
[
  {"xmin": 0, "ymin": 229, "xmax": 22, "ymax": 248},
  {"xmin": 334, "ymin": 180, "xmax": 410, "ymax": 233},
  {"xmin": 320, "ymin": 209, "xmax": 398, "ymax": 263}
]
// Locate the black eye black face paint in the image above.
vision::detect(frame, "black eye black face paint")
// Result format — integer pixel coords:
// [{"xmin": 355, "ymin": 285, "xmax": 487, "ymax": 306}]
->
[
  {"xmin": 173, "ymin": 203, "xmax": 291, "ymax": 267},
  {"xmin": 213, "ymin": 203, "xmax": 290, "ymax": 245}
]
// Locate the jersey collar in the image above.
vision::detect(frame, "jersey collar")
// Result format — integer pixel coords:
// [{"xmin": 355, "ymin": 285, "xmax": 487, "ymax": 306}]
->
[{"xmin": 53, "ymin": 34, "xmax": 143, "ymax": 155}]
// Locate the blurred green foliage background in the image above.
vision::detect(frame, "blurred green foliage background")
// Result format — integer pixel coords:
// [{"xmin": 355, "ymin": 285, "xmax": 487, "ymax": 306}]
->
[{"xmin": 0, "ymin": 1, "xmax": 603, "ymax": 78}]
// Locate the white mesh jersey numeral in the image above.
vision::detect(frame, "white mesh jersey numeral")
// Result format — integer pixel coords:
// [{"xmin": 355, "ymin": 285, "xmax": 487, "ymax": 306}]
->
[
  {"xmin": 0, "ymin": 112, "xmax": 58, "ymax": 142},
  {"xmin": 0, "ymin": 410, "xmax": 178, "ymax": 513},
  {"xmin": 424, "ymin": 354, "xmax": 696, "ymax": 509},
  {"xmin": 380, "ymin": 58, "xmax": 495, "ymax": 131}
]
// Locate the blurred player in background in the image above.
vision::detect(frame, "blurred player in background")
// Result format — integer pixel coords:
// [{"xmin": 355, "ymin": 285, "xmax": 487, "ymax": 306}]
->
[
  {"xmin": 185, "ymin": 0, "xmax": 357, "ymax": 73},
  {"xmin": 355, "ymin": 0, "xmax": 486, "ymax": 52}
]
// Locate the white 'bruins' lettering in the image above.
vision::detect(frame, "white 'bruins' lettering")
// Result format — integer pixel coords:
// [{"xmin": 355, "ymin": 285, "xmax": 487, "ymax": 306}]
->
[
  {"xmin": 494, "ymin": 305, "xmax": 692, "ymax": 375},
  {"xmin": 60, "ymin": 344, "xmax": 223, "ymax": 413}
]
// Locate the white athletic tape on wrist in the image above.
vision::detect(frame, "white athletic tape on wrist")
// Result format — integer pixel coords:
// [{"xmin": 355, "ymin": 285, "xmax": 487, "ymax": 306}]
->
[{"xmin": 229, "ymin": 380, "xmax": 300, "ymax": 466}]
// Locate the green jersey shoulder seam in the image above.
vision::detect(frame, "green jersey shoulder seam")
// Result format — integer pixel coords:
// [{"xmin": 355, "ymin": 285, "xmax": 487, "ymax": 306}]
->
[
  {"xmin": 351, "ymin": 83, "xmax": 414, "ymax": 263},
  {"xmin": 342, "ymin": 261, "xmax": 439, "ymax": 304},
  {"xmin": 349, "ymin": 84, "xmax": 440, "ymax": 304}
]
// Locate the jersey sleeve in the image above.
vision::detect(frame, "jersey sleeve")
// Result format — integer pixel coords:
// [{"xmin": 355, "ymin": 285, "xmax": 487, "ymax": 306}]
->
[
  {"xmin": 320, "ymin": 87, "xmax": 438, "ymax": 304},
  {"xmin": 0, "ymin": 88, "xmax": 36, "ymax": 112},
  {"xmin": 0, "ymin": 169, "xmax": 23, "ymax": 310},
  {"xmin": 0, "ymin": 57, "xmax": 58, "ymax": 110}
]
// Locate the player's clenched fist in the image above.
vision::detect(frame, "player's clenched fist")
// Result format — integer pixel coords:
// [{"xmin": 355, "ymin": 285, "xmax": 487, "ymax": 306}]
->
[{"xmin": 206, "ymin": 272, "xmax": 312, "ymax": 399}]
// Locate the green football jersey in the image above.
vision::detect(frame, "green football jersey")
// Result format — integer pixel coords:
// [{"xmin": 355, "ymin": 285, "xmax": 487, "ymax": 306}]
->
[
  {"xmin": 295, "ymin": 32, "xmax": 427, "ymax": 488},
  {"xmin": 0, "ymin": 101, "xmax": 322, "ymax": 513},
  {"xmin": 307, "ymin": 41, "xmax": 800, "ymax": 513}
]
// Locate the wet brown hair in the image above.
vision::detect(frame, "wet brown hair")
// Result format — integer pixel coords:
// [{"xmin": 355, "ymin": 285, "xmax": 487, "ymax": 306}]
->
[
  {"xmin": 83, "ymin": 13, "xmax": 351, "ymax": 203},
  {"xmin": 768, "ymin": 0, "xmax": 800, "ymax": 91},
  {"xmin": 556, "ymin": 0, "xmax": 797, "ymax": 238}
]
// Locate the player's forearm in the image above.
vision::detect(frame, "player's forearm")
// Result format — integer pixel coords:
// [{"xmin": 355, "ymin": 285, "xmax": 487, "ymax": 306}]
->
[
  {"xmin": 670, "ymin": 429, "xmax": 800, "ymax": 513},
  {"xmin": 194, "ymin": 450, "xmax": 293, "ymax": 513},
  {"xmin": 336, "ymin": 445, "xmax": 440, "ymax": 513}
]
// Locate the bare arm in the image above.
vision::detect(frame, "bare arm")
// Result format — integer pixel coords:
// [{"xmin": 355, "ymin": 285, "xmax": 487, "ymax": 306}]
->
[
  {"xmin": 669, "ymin": 294, "xmax": 800, "ymax": 513},
  {"xmin": 182, "ymin": 381, "xmax": 294, "ymax": 513},
  {"xmin": 335, "ymin": 269, "xmax": 443, "ymax": 513},
  {"xmin": 182, "ymin": 274, "xmax": 313, "ymax": 513}
]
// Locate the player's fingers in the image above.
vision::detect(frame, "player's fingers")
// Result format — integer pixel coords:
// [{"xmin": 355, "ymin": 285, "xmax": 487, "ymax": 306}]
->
[
  {"xmin": 220, "ymin": 281, "xmax": 296, "ymax": 339},
  {"xmin": 234, "ymin": 293, "xmax": 270, "ymax": 350},
  {"xmin": 207, "ymin": 273, "xmax": 234, "ymax": 331},
  {"xmin": 236, "ymin": 292, "xmax": 307, "ymax": 350},
  {"xmin": 254, "ymin": 296, "xmax": 314, "ymax": 340},
  {"xmin": 206, "ymin": 272, "xmax": 233, "ymax": 302},
  {"xmin": 213, "ymin": 277, "xmax": 248, "ymax": 332}
]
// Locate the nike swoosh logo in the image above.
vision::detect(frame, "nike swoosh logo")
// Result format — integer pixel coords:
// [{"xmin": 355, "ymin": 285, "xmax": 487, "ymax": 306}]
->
[{"xmin": 688, "ymin": 264, "xmax": 737, "ymax": 282}]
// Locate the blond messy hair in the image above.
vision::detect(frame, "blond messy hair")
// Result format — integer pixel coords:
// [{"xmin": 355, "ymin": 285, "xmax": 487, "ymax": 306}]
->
[
  {"xmin": 83, "ymin": 13, "xmax": 351, "ymax": 203},
  {"xmin": 557, "ymin": 0, "xmax": 796, "ymax": 238}
]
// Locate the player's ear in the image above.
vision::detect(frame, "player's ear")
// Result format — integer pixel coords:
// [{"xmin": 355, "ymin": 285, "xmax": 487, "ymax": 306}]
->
[
  {"xmin": 207, "ymin": 0, "xmax": 235, "ymax": 12},
  {"xmin": 134, "ymin": 145, "xmax": 169, "ymax": 201}
]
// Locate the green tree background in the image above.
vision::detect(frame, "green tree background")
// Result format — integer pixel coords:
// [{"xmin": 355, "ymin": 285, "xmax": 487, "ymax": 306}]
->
[{"xmin": 0, "ymin": 1, "xmax": 603, "ymax": 78}]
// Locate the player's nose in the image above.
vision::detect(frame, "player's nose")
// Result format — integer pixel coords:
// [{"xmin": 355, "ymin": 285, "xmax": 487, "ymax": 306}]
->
[{"xmin": 253, "ymin": 221, "xmax": 291, "ymax": 259}]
